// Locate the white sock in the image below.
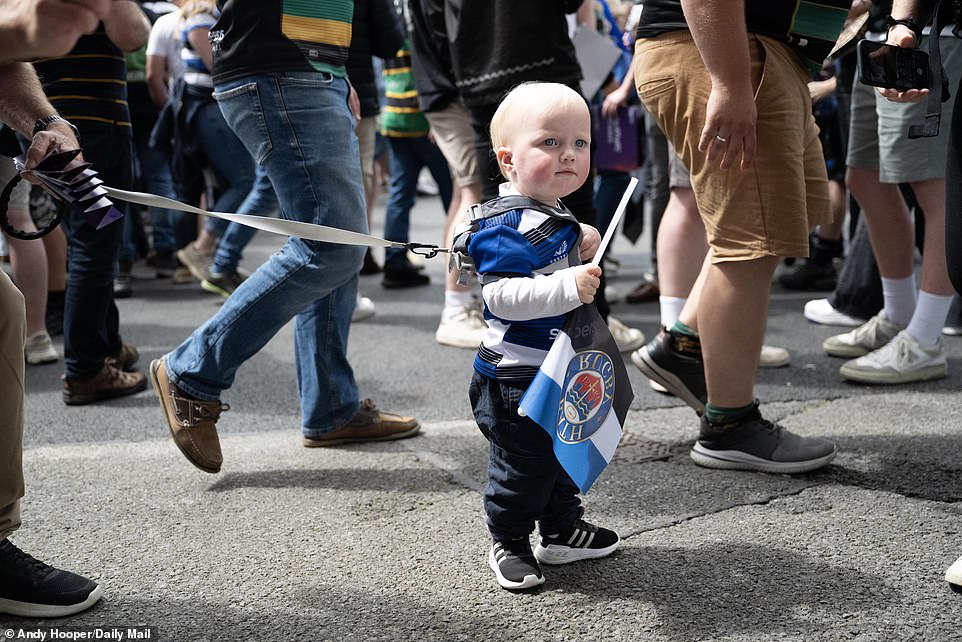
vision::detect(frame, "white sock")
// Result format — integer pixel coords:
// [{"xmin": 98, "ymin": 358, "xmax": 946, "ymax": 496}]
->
[
  {"xmin": 443, "ymin": 290, "xmax": 475, "ymax": 317},
  {"xmin": 906, "ymin": 291, "xmax": 954, "ymax": 346},
  {"xmin": 659, "ymin": 296, "xmax": 687, "ymax": 329},
  {"xmin": 881, "ymin": 275, "xmax": 917, "ymax": 327}
]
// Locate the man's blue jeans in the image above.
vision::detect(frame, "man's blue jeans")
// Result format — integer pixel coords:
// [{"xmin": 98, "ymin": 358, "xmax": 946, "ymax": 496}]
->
[
  {"xmin": 210, "ymin": 163, "xmax": 278, "ymax": 275},
  {"xmin": 165, "ymin": 72, "xmax": 366, "ymax": 435},
  {"xmin": 382, "ymin": 136, "xmax": 452, "ymax": 271}
]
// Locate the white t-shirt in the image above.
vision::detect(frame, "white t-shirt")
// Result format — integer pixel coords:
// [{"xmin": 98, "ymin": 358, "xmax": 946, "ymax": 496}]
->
[{"xmin": 146, "ymin": 10, "xmax": 186, "ymax": 86}]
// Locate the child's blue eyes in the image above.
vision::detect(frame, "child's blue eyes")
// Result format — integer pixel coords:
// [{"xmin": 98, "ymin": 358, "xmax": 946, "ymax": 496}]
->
[{"xmin": 542, "ymin": 139, "xmax": 587, "ymax": 148}]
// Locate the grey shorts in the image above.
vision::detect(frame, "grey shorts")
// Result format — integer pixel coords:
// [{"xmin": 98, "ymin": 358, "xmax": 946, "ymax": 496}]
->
[
  {"xmin": 847, "ymin": 34, "xmax": 962, "ymax": 183},
  {"xmin": 425, "ymin": 100, "xmax": 479, "ymax": 188}
]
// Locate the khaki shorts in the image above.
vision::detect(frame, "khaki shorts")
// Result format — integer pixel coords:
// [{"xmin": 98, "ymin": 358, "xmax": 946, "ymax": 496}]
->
[
  {"xmin": 356, "ymin": 117, "xmax": 377, "ymax": 197},
  {"xmin": 634, "ymin": 31, "xmax": 830, "ymax": 261},
  {"xmin": 425, "ymin": 100, "xmax": 479, "ymax": 189}
]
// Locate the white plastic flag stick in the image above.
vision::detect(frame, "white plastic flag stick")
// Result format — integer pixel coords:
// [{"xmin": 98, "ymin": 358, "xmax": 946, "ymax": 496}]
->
[{"xmin": 590, "ymin": 176, "xmax": 638, "ymax": 266}]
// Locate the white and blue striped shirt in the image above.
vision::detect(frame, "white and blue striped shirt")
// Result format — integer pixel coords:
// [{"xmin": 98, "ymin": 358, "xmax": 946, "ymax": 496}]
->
[{"xmin": 468, "ymin": 185, "xmax": 585, "ymax": 384}]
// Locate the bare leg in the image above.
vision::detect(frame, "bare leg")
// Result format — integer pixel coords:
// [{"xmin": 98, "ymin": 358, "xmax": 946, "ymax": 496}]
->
[
  {"xmin": 42, "ymin": 225, "xmax": 67, "ymax": 293},
  {"xmin": 656, "ymin": 187, "xmax": 707, "ymax": 299},
  {"xmin": 699, "ymin": 256, "xmax": 779, "ymax": 408},
  {"xmin": 3, "ymin": 208, "xmax": 48, "ymax": 337},
  {"xmin": 846, "ymin": 167, "xmax": 914, "ymax": 280}
]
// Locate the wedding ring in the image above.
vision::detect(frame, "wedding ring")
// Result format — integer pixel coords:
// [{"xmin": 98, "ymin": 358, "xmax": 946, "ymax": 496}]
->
[{"xmin": 715, "ymin": 135, "xmax": 729, "ymax": 143}]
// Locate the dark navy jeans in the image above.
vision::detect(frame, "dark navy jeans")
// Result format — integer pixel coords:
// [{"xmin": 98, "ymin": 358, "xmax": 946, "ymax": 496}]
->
[
  {"xmin": 61, "ymin": 122, "xmax": 131, "ymax": 379},
  {"xmin": 469, "ymin": 372, "xmax": 581, "ymax": 542}
]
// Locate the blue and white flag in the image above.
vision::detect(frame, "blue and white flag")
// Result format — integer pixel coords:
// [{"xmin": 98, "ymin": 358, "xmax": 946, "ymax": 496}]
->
[{"xmin": 519, "ymin": 304, "xmax": 634, "ymax": 493}]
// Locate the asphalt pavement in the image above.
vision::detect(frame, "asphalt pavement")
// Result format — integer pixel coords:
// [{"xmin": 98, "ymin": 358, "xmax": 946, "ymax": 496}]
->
[{"xmin": 4, "ymin": 191, "xmax": 962, "ymax": 641}]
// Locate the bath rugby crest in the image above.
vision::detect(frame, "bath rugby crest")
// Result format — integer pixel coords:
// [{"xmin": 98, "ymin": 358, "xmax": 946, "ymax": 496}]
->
[
  {"xmin": 559, "ymin": 351, "xmax": 616, "ymax": 443},
  {"xmin": 520, "ymin": 304, "xmax": 634, "ymax": 493}
]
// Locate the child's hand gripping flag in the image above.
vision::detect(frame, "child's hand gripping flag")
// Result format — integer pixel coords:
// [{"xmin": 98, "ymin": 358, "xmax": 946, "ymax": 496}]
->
[{"xmin": 518, "ymin": 177, "xmax": 637, "ymax": 493}]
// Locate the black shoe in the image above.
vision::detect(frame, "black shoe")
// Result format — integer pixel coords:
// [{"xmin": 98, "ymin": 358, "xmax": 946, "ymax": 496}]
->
[
  {"xmin": 489, "ymin": 538, "xmax": 544, "ymax": 590},
  {"xmin": 691, "ymin": 403, "xmax": 837, "ymax": 473},
  {"xmin": 778, "ymin": 259, "xmax": 838, "ymax": 291},
  {"xmin": 625, "ymin": 279, "xmax": 660, "ymax": 304},
  {"xmin": 534, "ymin": 519, "xmax": 620, "ymax": 565},
  {"xmin": 113, "ymin": 275, "xmax": 133, "ymax": 299},
  {"xmin": 631, "ymin": 329, "xmax": 706, "ymax": 414},
  {"xmin": 0, "ymin": 539, "xmax": 102, "ymax": 617},
  {"xmin": 148, "ymin": 250, "xmax": 178, "ymax": 278},
  {"xmin": 201, "ymin": 269, "xmax": 246, "ymax": 298},
  {"xmin": 360, "ymin": 249, "xmax": 382, "ymax": 275},
  {"xmin": 382, "ymin": 267, "xmax": 430, "ymax": 289}
]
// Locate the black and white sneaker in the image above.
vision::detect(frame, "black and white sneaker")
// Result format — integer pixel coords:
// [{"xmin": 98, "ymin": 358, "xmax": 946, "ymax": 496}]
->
[
  {"xmin": 0, "ymin": 539, "xmax": 102, "ymax": 617},
  {"xmin": 534, "ymin": 519, "xmax": 620, "ymax": 565},
  {"xmin": 489, "ymin": 538, "xmax": 544, "ymax": 590},
  {"xmin": 691, "ymin": 405, "xmax": 837, "ymax": 474},
  {"xmin": 631, "ymin": 329, "xmax": 707, "ymax": 415}
]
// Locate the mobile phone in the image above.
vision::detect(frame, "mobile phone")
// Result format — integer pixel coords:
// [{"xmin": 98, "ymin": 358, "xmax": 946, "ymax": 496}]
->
[{"xmin": 857, "ymin": 39, "xmax": 930, "ymax": 91}]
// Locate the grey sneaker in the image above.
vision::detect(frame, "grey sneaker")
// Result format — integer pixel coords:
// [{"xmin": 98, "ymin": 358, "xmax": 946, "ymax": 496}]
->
[
  {"xmin": 691, "ymin": 404, "xmax": 837, "ymax": 474},
  {"xmin": 823, "ymin": 312, "xmax": 902, "ymax": 358},
  {"xmin": 176, "ymin": 244, "xmax": 214, "ymax": 282},
  {"xmin": 839, "ymin": 330, "xmax": 947, "ymax": 384}
]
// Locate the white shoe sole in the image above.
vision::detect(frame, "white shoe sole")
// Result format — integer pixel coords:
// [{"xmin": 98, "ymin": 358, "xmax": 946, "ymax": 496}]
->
[
  {"xmin": 690, "ymin": 443, "xmax": 837, "ymax": 474},
  {"xmin": 945, "ymin": 555, "xmax": 962, "ymax": 588},
  {"xmin": 839, "ymin": 361, "xmax": 948, "ymax": 384},
  {"xmin": 822, "ymin": 335, "xmax": 884, "ymax": 358},
  {"xmin": 534, "ymin": 538, "xmax": 620, "ymax": 565},
  {"xmin": 488, "ymin": 548, "xmax": 544, "ymax": 590},
  {"xmin": 0, "ymin": 584, "xmax": 102, "ymax": 617}
]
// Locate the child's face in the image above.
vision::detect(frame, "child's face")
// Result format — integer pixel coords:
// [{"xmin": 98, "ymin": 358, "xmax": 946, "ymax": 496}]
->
[{"xmin": 496, "ymin": 103, "xmax": 591, "ymax": 206}]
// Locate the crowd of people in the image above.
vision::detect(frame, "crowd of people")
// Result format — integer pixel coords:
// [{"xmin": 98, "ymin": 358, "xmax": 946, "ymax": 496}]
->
[{"xmin": 1, "ymin": 0, "xmax": 961, "ymax": 614}]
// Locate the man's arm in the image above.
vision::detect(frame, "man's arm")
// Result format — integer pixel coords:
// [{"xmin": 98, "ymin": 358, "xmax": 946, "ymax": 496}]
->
[
  {"xmin": 0, "ymin": 0, "xmax": 112, "ymax": 64},
  {"xmin": 879, "ymin": 0, "xmax": 934, "ymax": 102},
  {"xmin": 103, "ymin": 0, "xmax": 150, "ymax": 52},
  {"xmin": 680, "ymin": 0, "xmax": 757, "ymax": 170},
  {"xmin": 0, "ymin": 62, "xmax": 82, "ymax": 168},
  {"xmin": 145, "ymin": 54, "xmax": 170, "ymax": 109}
]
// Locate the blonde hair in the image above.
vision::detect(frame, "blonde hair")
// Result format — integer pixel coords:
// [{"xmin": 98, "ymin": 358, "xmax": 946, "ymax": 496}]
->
[
  {"xmin": 489, "ymin": 82, "xmax": 589, "ymax": 179},
  {"xmin": 179, "ymin": 0, "xmax": 217, "ymax": 21}
]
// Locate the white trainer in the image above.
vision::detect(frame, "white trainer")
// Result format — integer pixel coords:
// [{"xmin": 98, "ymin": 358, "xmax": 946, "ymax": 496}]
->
[
  {"xmin": 946, "ymin": 554, "xmax": 962, "ymax": 589},
  {"xmin": 609, "ymin": 317, "xmax": 645, "ymax": 353},
  {"xmin": 352, "ymin": 295, "xmax": 376, "ymax": 322},
  {"xmin": 823, "ymin": 312, "xmax": 903, "ymax": 358},
  {"xmin": 24, "ymin": 331, "xmax": 58, "ymax": 365},
  {"xmin": 839, "ymin": 330, "xmax": 947, "ymax": 384},
  {"xmin": 435, "ymin": 303, "xmax": 487, "ymax": 348},
  {"xmin": 758, "ymin": 345, "xmax": 790, "ymax": 368},
  {"xmin": 804, "ymin": 298, "xmax": 867, "ymax": 327}
]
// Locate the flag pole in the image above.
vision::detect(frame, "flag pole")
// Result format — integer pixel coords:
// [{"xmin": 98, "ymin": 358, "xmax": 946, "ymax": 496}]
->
[{"xmin": 590, "ymin": 176, "xmax": 638, "ymax": 267}]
